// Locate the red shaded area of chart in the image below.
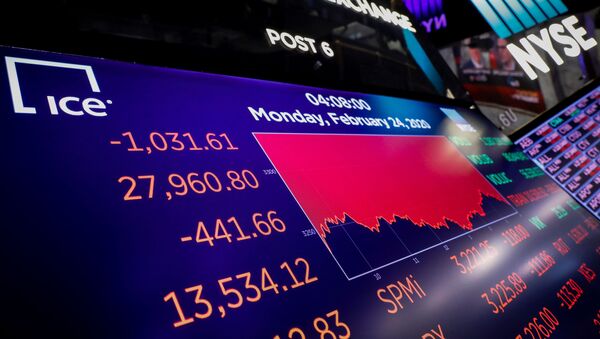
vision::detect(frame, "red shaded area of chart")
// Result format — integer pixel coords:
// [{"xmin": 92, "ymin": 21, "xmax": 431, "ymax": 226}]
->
[
  {"xmin": 255, "ymin": 133, "xmax": 516, "ymax": 279},
  {"xmin": 255, "ymin": 133, "xmax": 509, "ymax": 241}
]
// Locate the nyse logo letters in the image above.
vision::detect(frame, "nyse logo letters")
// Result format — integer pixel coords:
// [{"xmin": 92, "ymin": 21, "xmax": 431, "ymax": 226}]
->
[
  {"xmin": 469, "ymin": 0, "xmax": 598, "ymax": 80},
  {"xmin": 5, "ymin": 57, "xmax": 111, "ymax": 117}
]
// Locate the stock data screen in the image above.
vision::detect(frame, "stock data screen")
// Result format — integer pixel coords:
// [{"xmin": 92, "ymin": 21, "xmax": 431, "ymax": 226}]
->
[
  {"xmin": 2, "ymin": 46, "xmax": 600, "ymax": 338},
  {"xmin": 516, "ymin": 86, "xmax": 600, "ymax": 220}
]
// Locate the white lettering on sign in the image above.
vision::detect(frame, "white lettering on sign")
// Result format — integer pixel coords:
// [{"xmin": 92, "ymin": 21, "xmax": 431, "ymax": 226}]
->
[
  {"xmin": 507, "ymin": 15, "xmax": 597, "ymax": 80},
  {"xmin": 323, "ymin": 0, "xmax": 416, "ymax": 32},
  {"xmin": 5, "ymin": 56, "xmax": 111, "ymax": 117},
  {"xmin": 265, "ymin": 28, "xmax": 334, "ymax": 58}
]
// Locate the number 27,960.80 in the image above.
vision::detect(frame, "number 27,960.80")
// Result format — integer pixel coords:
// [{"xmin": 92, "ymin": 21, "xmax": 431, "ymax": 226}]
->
[{"xmin": 118, "ymin": 169, "xmax": 259, "ymax": 201}]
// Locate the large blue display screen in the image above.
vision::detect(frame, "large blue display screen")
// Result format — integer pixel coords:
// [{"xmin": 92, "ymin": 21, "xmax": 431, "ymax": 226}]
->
[{"xmin": 2, "ymin": 46, "xmax": 599, "ymax": 338}]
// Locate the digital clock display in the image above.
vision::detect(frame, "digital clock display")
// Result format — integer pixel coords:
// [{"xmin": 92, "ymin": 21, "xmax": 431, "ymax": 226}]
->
[
  {"xmin": 2, "ymin": 46, "xmax": 600, "ymax": 338},
  {"xmin": 305, "ymin": 92, "xmax": 372, "ymax": 110}
]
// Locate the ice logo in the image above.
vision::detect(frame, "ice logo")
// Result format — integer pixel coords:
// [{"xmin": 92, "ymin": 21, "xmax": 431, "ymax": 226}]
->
[{"xmin": 5, "ymin": 56, "xmax": 111, "ymax": 117}]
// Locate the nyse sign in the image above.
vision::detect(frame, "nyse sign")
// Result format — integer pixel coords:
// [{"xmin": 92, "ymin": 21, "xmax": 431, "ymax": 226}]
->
[
  {"xmin": 507, "ymin": 16, "xmax": 597, "ymax": 80},
  {"xmin": 470, "ymin": 0, "xmax": 598, "ymax": 80}
]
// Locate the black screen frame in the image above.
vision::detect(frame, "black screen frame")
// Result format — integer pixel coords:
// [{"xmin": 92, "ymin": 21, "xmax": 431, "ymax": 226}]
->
[{"xmin": 510, "ymin": 77, "xmax": 600, "ymax": 141}]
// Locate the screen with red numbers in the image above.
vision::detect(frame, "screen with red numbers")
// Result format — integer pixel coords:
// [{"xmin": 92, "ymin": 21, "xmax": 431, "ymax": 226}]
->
[{"xmin": 2, "ymin": 45, "xmax": 600, "ymax": 338}]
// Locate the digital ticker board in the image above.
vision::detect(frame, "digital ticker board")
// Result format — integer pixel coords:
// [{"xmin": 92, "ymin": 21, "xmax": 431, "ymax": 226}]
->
[
  {"xmin": 516, "ymin": 84, "xmax": 600, "ymax": 220},
  {"xmin": 1, "ymin": 46, "xmax": 599, "ymax": 338}
]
